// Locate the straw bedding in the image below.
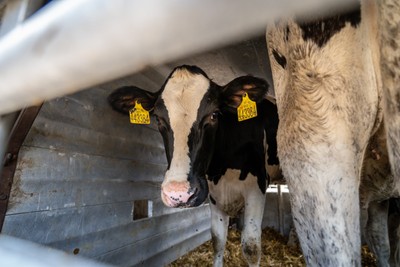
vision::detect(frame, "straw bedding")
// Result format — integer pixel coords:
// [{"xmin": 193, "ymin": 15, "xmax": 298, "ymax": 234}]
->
[{"xmin": 168, "ymin": 227, "xmax": 377, "ymax": 267}]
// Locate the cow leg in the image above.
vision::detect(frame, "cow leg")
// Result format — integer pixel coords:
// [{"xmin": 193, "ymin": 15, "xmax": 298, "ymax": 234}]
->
[
  {"xmin": 388, "ymin": 199, "xmax": 400, "ymax": 267},
  {"xmin": 241, "ymin": 185, "xmax": 265, "ymax": 267},
  {"xmin": 365, "ymin": 200, "xmax": 390, "ymax": 267},
  {"xmin": 210, "ymin": 201, "xmax": 229, "ymax": 267},
  {"xmin": 276, "ymin": 126, "xmax": 363, "ymax": 260}
]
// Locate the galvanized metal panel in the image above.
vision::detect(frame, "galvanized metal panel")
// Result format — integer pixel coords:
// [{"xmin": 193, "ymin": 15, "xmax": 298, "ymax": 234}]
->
[
  {"xmin": 169, "ymin": 37, "xmax": 273, "ymax": 88},
  {"xmin": 141, "ymin": 230, "xmax": 211, "ymax": 267},
  {"xmin": 262, "ymin": 187, "xmax": 280, "ymax": 231},
  {"xmin": 151, "ymin": 199, "xmax": 185, "ymax": 217},
  {"xmin": 8, "ymin": 177, "xmax": 161, "ymax": 216},
  {"xmin": 3, "ymin": 202, "xmax": 134, "ymax": 244},
  {"xmin": 13, "ymin": 146, "xmax": 165, "ymax": 183},
  {"xmin": 8, "ymin": 178, "xmax": 159, "ymax": 214},
  {"xmin": 25, "ymin": 99, "xmax": 166, "ymax": 165},
  {"xmin": 95, "ymin": 212, "xmax": 211, "ymax": 266},
  {"xmin": 101, "ymin": 36, "xmax": 273, "ymax": 94},
  {"xmin": 262, "ymin": 185, "xmax": 293, "ymax": 236},
  {"xmin": 47, "ymin": 205, "xmax": 210, "ymax": 260},
  {"xmin": 280, "ymin": 187, "xmax": 293, "ymax": 236},
  {"xmin": 36, "ymin": 87, "xmax": 161, "ymax": 139}
]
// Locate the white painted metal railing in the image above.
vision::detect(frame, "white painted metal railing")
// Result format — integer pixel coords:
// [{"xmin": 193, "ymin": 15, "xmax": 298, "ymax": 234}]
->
[
  {"xmin": 0, "ymin": 0, "xmax": 357, "ymax": 115},
  {"xmin": 0, "ymin": 235, "xmax": 114, "ymax": 267}
]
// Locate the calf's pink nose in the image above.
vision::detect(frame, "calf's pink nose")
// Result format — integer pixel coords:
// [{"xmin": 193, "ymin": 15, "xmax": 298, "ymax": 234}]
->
[{"xmin": 161, "ymin": 181, "xmax": 194, "ymax": 207}]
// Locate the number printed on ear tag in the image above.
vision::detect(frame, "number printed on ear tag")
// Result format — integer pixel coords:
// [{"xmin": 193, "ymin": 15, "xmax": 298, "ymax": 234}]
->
[
  {"xmin": 237, "ymin": 93, "xmax": 257, "ymax": 122},
  {"xmin": 129, "ymin": 101, "xmax": 151, "ymax": 124}
]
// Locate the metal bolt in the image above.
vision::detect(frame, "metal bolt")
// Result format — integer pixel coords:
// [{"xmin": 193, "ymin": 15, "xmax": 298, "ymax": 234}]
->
[{"xmin": 3, "ymin": 153, "xmax": 14, "ymax": 166}]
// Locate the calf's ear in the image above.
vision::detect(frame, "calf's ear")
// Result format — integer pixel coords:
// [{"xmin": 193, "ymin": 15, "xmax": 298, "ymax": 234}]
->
[
  {"xmin": 108, "ymin": 86, "xmax": 157, "ymax": 114},
  {"xmin": 221, "ymin": 76, "xmax": 269, "ymax": 111}
]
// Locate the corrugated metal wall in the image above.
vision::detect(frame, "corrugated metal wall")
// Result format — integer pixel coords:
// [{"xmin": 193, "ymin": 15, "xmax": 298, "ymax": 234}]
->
[
  {"xmin": 2, "ymin": 36, "xmax": 292, "ymax": 266},
  {"xmin": 263, "ymin": 185, "xmax": 292, "ymax": 235},
  {"xmin": 2, "ymin": 83, "xmax": 214, "ymax": 266}
]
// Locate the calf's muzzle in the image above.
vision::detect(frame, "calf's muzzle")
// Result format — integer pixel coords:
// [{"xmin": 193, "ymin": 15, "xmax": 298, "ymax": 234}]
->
[{"xmin": 161, "ymin": 178, "xmax": 208, "ymax": 208}]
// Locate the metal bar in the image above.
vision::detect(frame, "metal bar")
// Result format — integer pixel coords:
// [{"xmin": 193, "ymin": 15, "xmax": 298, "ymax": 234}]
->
[
  {"xmin": 0, "ymin": 0, "xmax": 45, "ymax": 209},
  {"xmin": 0, "ymin": 0, "xmax": 358, "ymax": 115},
  {"xmin": 0, "ymin": 234, "xmax": 114, "ymax": 267},
  {"xmin": 277, "ymin": 184, "xmax": 284, "ymax": 235},
  {"xmin": 0, "ymin": 105, "xmax": 42, "ymax": 231},
  {"xmin": 0, "ymin": 0, "xmax": 45, "ymax": 199},
  {"xmin": 0, "ymin": 0, "xmax": 10, "ymax": 11},
  {"xmin": 0, "ymin": 0, "xmax": 44, "ymax": 36},
  {"xmin": 0, "ymin": 113, "xmax": 19, "ymax": 166}
]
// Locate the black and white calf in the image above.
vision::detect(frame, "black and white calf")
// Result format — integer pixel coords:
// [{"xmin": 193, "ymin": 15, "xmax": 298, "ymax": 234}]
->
[{"xmin": 108, "ymin": 65, "xmax": 279, "ymax": 266}]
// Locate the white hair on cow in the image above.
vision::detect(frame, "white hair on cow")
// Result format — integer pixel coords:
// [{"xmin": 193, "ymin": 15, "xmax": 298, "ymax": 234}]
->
[{"xmin": 161, "ymin": 68, "xmax": 210, "ymax": 184}]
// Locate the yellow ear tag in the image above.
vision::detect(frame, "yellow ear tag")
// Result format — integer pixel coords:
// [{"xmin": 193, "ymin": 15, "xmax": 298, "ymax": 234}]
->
[
  {"xmin": 129, "ymin": 101, "xmax": 151, "ymax": 124},
  {"xmin": 237, "ymin": 93, "xmax": 257, "ymax": 122}
]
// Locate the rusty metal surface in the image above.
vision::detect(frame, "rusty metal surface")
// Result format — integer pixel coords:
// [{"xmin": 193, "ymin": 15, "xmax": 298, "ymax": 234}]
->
[{"xmin": 0, "ymin": 105, "xmax": 42, "ymax": 231}]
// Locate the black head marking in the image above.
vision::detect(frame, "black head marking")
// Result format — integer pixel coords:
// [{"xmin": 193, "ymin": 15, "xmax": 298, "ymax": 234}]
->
[
  {"xmin": 272, "ymin": 49, "xmax": 287, "ymax": 69},
  {"xmin": 297, "ymin": 7, "xmax": 361, "ymax": 47},
  {"xmin": 285, "ymin": 26, "xmax": 290, "ymax": 41}
]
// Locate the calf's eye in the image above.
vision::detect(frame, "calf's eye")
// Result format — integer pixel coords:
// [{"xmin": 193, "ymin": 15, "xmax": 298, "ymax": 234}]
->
[{"xmin": 211, "ymin": 112, "xmax": 219, "ymax": 121}]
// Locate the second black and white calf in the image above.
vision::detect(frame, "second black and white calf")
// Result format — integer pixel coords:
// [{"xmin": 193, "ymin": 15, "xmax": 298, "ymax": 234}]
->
[{"xmin": 108, "ymin": 65, "xmax": 279, "ymax": 266}]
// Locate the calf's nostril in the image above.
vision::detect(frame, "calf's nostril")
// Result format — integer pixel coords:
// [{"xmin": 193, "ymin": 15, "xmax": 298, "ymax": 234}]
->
[
  {"xmin": 161, "ymin": 181, "xmax": 196, "ymax": 207},
  {"xmin": 188, "ymin": 187, "xmax": 198, "ymax": 196},
  {"xmin": 187, "ymin": 194, "xmax": 197, "ymax": 207}
]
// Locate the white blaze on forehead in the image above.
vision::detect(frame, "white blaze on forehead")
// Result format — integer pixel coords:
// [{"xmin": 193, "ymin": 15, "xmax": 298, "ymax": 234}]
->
[{"xmin": 161, "ymin": 68, "xmax": 211, "ymax": 183}]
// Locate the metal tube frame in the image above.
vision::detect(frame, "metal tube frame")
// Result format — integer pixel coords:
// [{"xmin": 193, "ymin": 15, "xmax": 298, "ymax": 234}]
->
[{"xmin": 0, "ymin": 0, "xmax": 357, "ymax": 115}]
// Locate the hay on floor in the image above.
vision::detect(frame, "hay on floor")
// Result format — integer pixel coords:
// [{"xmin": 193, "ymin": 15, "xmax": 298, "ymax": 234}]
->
[{"xmin": 168, "ymin": 227, "xmax": 377, "ymax": 267}]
